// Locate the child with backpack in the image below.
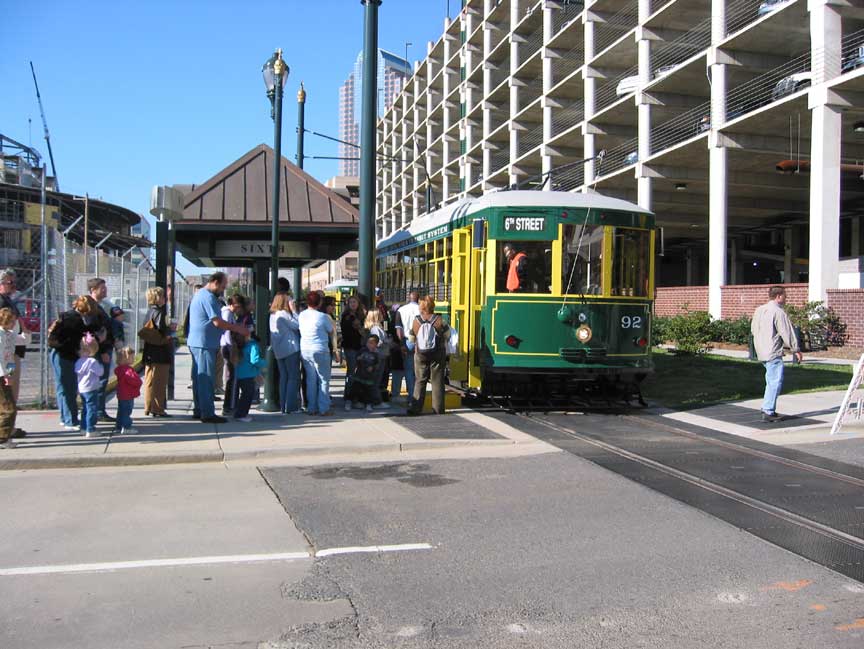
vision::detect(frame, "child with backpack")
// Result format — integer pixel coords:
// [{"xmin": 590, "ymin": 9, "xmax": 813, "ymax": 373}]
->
[
  {"xmin": 345, "ymin": 334, "xmax": 390, "ymax": 412},
  {"xmin": 233, "ymin": 332, "xmax": 267, "ymax": 422},
  {"xmin": 406, "ymin": 296, "xmax": 450, "ymax": 416}
]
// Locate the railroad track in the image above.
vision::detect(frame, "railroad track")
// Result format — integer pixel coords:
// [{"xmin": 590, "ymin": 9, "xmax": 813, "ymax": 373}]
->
[{"xmin": 508, "ymin": 411, "xmax": 864, "ymax": 583}]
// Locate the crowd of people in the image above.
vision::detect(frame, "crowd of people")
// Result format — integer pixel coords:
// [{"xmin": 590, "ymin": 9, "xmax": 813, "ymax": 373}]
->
[
  {"xmin": 185, "ymin": 272, "xmax": 454, "ymax": 420},
  {"xmin": 0, "ymin": 267, "xmax": 456, "ymax": 450}
]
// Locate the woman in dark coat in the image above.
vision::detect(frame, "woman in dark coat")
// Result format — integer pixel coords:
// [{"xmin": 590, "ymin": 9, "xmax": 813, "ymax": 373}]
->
[
  {"xmin": 48, "ymin": 296, "xmax": 104, "ymax": 429},
  {"xmin": 142, "ymin": 287, "xmax": 172, "ymax": 417}
]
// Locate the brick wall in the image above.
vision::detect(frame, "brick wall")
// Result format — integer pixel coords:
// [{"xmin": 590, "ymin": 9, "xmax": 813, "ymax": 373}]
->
[
  {"xmin": 720, "ymin": 284, "xmax": 808, "ymax": 319},
  {"xmin": 654, "ymin": 286, "xmax": 708, "ymax": 316},
  {"xmin": 654, "ymin": 284, "xmax": 808, "ymax": 319},
  {"xmin": 826, "ymin": 289, "xmax": 864, "ymax": 347}
]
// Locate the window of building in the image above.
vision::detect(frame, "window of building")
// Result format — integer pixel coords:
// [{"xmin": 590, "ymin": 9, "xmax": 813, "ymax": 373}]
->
[
  {"xmin": 495, "ymin": 241, "xmax": 553, "ymax": 294},
  {"xmin": 610, "ymin": 228, "xmax": 650, "ymax": 297},
  {"xmin": 562, "ymin": 224, "xmax": 603, "ymax": 295}
]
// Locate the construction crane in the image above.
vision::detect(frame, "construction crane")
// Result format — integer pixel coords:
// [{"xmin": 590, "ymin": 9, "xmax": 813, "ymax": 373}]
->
[{"xmin": 29, "ymin": 61, "xmax": 58, "ymax": 190}]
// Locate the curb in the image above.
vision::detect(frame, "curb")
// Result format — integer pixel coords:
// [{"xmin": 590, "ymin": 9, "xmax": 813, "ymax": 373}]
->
[{"xmin": 0, "ymin": 438, "xmax": 518, "ymax": 471}]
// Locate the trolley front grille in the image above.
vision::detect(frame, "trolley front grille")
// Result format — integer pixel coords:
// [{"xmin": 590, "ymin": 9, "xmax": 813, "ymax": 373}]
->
[{"xmin": 559, "ymin": 347, "xmax": 608, "ymax": 363}]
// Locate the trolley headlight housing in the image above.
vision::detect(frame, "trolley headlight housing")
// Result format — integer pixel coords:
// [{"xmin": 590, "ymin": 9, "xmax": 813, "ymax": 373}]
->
[{"xmin": 575, "ymin": 325, "xmax": 592, "ymax": 343}]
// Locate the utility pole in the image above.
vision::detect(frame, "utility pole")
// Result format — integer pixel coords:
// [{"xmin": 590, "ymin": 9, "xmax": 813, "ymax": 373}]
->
[
  {"xmin": 358, "ymin": 0, "xmax": 381, "ymax": 308},
  {"xmin": 83, "ymin": 194, "xmax": 89, "ymax": 272}
]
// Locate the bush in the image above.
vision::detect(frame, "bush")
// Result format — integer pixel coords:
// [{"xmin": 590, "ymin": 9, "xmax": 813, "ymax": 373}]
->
[
  {"xmin": 652, "ymin": 316, "xmax": 672, "ymax": 346},
  {"xmin": 711, "ymin": 315, "xmax": 751, "ymax": 345},
  {"xmin": 668, "ymin": 310, "xmax": 714, "ymax": 355},
  {"xmin": 785, "ymin": 301, "xmax": 847, "ymax": 348}
]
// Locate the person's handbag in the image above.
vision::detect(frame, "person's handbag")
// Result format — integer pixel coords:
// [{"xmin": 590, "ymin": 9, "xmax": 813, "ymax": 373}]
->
[{"xmin": 138, "ymin": 318, "xmax": 168, "ymax": 346}]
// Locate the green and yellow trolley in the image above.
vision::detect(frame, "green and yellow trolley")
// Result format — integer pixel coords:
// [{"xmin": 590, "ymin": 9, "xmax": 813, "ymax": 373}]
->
[{"xmin": 376, "ymin": 190, "xmax": 656, "ymax": 401}]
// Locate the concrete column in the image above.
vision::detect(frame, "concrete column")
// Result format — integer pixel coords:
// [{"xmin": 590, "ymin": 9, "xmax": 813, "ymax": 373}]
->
[
  {"xmin": 541, "ymin": 1, "xmax": 553, "ymax": 185},
  {"xmin": 784, "ymin": 228, "xmax": 793, "ymax": 282},
  {"xmin": 509, "ymin": 0, "xmax": 520, "ymax": 187},
  {"xmin": 636, "ymin": 0, "xmax": 652, "ymax": 210},
  {"xmin": 482, "ymin": 2, "xmax": 494, "ymax": 189},
  {"xmin": 808, "ymin": 0, "xmax": 842, "ymax": 301},
  {"xmin": 708, "ymin": 144, "xmax": 727, "ymax": 318},
  {"xmin": 808, "ymin": 103, "xmax": 842, "ymax": 301},
  {"xmin": 583, "ymin": 15, "xmax": 597, "ymax": 188}
]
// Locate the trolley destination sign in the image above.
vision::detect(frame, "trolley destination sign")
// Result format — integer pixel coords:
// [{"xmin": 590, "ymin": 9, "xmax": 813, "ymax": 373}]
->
[
  {"xmin": 213, "ymin": 240, "xmax": 311, "ymax": 258},
  {"xmin": 490, "ymin": 213, "xmax": 557, "ymax": 240}
]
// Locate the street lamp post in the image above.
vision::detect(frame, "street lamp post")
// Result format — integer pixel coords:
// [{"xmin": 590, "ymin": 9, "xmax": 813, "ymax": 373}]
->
[{"xmin": 261, "ymin": 48, "xmax": 289, "ymax": 412}]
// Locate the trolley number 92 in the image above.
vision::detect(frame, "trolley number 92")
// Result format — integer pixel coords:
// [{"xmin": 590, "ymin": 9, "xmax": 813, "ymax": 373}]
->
[{"xmin": 620, "ymin": 316, "xmax": 643, "ymax": 329}]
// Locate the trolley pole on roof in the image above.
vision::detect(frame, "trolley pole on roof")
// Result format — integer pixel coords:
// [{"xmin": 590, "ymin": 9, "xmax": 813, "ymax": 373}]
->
[{"xmin": 357, "ymin": 0, "xmax": 381, "ymax": 308}]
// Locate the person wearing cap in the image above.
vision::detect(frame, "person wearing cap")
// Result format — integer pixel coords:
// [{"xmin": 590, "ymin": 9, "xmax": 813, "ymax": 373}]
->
[
  {"xmin": 0, "ymin": 269, "xmax": 29, "ymax": 437},
  {"xmin": 110, "ymin": 306, "xmax": 126, "ymax": 351}
]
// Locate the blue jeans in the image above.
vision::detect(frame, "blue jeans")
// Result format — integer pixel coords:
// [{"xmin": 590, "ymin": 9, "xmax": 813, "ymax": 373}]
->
[
  {"xmin": 116, "ymin": 399, "xmax": 134, "ymax": 430},
  {"xmin": 277, "ymin": 353, "xmax": 301, "ymax": 413},
  {"xmin": 190, "ymin": 346, "xmax": 217, "ymax": 419},
  {"xmin": 80, "ymin": 390, "xmax": 100, "ymax": 433},
  {"xmin": 301, "ymin": 350, "xmax": 332, "ymax": 415},
  {"xmin": 403, "ymin": 348, "xmax": 416, "ymax": 407},
  {"xmin": 98, "ymin": 352, "xmax": 112, "ymax": 415},
  {"xmin": 234, "ymin": 377, "xmax": 256, "ymax": 418},
  {"xmin": 762, "ymin": 357, "xmax": 785, "ymax": 415},
  {"xmin": 50, "ymin": 350, "xmax": 78, "ymax": 426}
]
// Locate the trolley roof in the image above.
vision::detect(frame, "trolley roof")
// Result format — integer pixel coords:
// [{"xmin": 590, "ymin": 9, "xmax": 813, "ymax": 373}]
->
[{"xmin": 377, "ymin": 190, "xmax": 652, "ymax": 253}]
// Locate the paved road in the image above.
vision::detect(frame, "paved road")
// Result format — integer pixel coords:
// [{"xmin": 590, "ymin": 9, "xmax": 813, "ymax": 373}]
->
[
  {"xmin": 262, "ymin": 453, "xmax": 864, "ymax": 648},
  {"xmin": 3, "ymin": 433, "xmax": 864, "ymax": 647}
]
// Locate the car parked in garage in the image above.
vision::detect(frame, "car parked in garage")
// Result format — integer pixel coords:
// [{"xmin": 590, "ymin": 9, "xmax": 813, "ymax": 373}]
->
[{"xmin": 772, "ymin": 72, "xmax": 811, "ymax": 100}]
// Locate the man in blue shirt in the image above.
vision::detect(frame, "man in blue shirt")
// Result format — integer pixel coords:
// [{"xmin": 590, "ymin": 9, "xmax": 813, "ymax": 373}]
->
[{"xmin": 187, "ymin": 272, "xmax": 249, "ymax": 423}]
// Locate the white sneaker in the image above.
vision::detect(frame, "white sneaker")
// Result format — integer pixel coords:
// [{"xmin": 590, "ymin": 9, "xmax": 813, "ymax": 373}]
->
[
  {"xmin": 0, "ymin": 439, "xmax": 16, "ymax": 449},
  {"xmin": 365, "ymin": 404, "xmax": 373, "ymax": 412},
  {"xmin": 84, "ymin": 431, "xmax": 102, "ymax": 439},
  {"xmin": 63, "ymin": 424, "xmax": 79, "ymax": 431},
  {"xmin": 374, "ymin": 403, "xmax": 391, "ymax": 410},
  {"xmin": 122, "ymin": 427, "xmax": 139, "ymax": 435},
  {"xmin": 235, "ymin": 416, "xmax": 253, "ymax": 423},
  {"xmin": 344, "ymin": 402, "xmax": 352, "ymax": 411}
]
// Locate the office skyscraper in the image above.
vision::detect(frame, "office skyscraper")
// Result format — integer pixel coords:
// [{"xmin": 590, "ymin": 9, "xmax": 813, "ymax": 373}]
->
[{"xmin": 338, "ymin": 49, "xmax": 410, "ymax": 177}]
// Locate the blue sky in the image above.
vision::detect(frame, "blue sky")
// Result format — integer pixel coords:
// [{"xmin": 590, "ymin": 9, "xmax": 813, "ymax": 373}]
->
[{"xmin": 1, "ymin": 0, "xmax": 448, "ymax": 272}]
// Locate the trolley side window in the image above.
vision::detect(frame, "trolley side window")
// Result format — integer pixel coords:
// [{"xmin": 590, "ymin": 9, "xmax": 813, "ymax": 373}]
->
[
  {"xmin": 562, "ymin": 224, "xmax": 603, "ymax": 296},
  {"xmin": 494, "ymin": 240, "xmax": 553, "ymax": 294},
  {"xmin": 610, "ymin": 228, "xmax": 650, "ymax": 297}
]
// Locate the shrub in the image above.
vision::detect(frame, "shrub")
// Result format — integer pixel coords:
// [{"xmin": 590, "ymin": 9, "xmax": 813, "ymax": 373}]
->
[
  {"xmin": 651, "ymin": 316, "xmax": 672, "ymax": 346},
  {"xmin": 785, "ymin": 301, "xmax": 848, "ymax": 348},
  {"xmin": 668, "ymin": 310, "xmax": 713, "ymax": 355},
  {"xmin": 710, "ymin": 315, "xmax": 751, "ymax": 345}
]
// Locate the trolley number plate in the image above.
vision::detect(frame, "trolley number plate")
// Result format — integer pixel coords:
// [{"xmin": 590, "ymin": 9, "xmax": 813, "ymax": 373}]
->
[{"xmin": 620, "ymin": 316, "xmax": 643, "ymax": 329}]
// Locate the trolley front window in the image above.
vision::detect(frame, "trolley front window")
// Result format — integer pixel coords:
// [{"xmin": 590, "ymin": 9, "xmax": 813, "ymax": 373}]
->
[
  {"xmin": 562, "ymin": 224, "xmax": 603, "ymax": 296},
  {"xmin": 611, "ymin": 228, "xmax": 650, "ymax": 297}
]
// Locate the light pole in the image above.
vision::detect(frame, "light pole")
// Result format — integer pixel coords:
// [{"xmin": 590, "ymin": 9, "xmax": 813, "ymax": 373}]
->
[
  {"xmin": 358, "ymin": 0, "xmax": 381, "ymax": 308},
  {"xmin": 261, "ymin": 48, "xmax": 289, "ymax": 412},
  {"xmin": 294, "ymin": 83, "xmax": 306, "ymax": 297}
]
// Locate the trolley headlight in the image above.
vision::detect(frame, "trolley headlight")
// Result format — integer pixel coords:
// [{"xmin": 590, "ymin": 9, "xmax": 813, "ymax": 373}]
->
[
  {"xmin": 575, "ymin": 325, "xmax": 592, "ymax": 343},
  {"xmin": 634, "ymin": 336, "xmax": 648, "ymax": 348}
]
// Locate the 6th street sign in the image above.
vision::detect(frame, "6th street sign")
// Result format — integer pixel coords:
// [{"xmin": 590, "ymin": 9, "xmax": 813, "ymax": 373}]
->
[{"xmin": 213, "ymin": 240, "xmax": 311, "ymax": 258}]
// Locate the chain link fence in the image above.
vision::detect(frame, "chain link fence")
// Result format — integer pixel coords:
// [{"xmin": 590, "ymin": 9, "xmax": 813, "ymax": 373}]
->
[{"xmin": 5, "ymin": 222, "xmax": 193, "ymax": 408}]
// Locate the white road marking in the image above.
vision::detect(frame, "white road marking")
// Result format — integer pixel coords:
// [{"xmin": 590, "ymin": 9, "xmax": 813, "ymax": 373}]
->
[
  {"xmin": 0, "ymin": 543, "xmax": 434, "ymax": 577},
  {"xmin": 315, "ymin": 543, "xmax": 433, "ymax": 557}
]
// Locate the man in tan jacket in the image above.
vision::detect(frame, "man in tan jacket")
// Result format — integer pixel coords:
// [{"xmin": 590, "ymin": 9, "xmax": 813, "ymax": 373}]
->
[{"xmin": 750, "ymin": 286, "xmax": 803, "ymax": 422}]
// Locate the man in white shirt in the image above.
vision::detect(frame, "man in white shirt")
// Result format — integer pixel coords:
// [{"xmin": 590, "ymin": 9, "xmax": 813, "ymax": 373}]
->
[
  {"xmin": 395, "ymin": 290, "xmax": 420, "ymax": 408},
  {"xmin": 751, "ymin": 286, "xmax": 803, "ymax": 422}
]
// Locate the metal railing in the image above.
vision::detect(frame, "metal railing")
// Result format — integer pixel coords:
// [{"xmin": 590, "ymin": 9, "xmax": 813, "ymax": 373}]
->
[
  {"xmin": 594, "ymin": 0, "xmax": 639, "ymax": 55},
  {"xmin": 595, "ymin": 64, "xmax": 639, "ymax": 113},
  {"xmin": 552, "ymin": 1, "xmax": 585, "ymax": 36},
  {"xmin": 650, "ymin": 17, "xmax": 711, "ymax": 76},
  {"xmin": 490, "ymin": 149, "xmax": 510, "ymax": 174},
  {"xmin": 597, "ymin": 137, "xmax": 640, "ymax": 177},
  {"xmin": 488, "ymin": 57, "xmax": 511, "ymax": 92},
  {"xmin": 724, "ymin": 49, "xmax": 810, "ymax": 120},
  {"xmin": 649, "ymin": 99, "xmax": 712, "ymax": 154},
  {"xmin": 518, "ymin": 121, "xmax": 545, "ymax": 156},
  {"xmin": 551, "ymin": 99, "xmax": 585, "ymax": 136},
  {"xmin": 548, "ymin": 158, "xmax": 585, "ymax": 192},
  {"xmin": 551, "ymin": 44, "xmax": 584, "ymax": 85}
]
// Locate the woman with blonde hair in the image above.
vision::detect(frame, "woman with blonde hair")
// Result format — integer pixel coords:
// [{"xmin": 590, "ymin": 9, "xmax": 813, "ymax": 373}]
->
[
  {"xmin": 142, "ymin": 286, "xmax": 172, "ymax": 417},
  {"xmin": 47, "ymin": 295, "xmax": 105, "ymax": 430},
  {"xmin": 406, "ymin": 295, "xmax": 450, "ymax": 416},
  {"xmin": 269, "ymin": 292, "xmax": 301, "ymax": 414}
]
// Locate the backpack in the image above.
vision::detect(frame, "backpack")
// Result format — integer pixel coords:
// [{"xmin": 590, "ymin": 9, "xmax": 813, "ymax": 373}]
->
[{"xmin": 414, "ymin": 315, "xmax": 439, "ymax": 355}]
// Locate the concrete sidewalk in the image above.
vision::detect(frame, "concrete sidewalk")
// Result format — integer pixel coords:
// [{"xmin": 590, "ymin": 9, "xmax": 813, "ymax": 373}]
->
[
  {"xmin": 663, "ymin": 389, "xmax": 864, "ymax": 446},
  {"xmin": 2, "ymin": 350, "xmax": 553, "ymax": 470}
]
